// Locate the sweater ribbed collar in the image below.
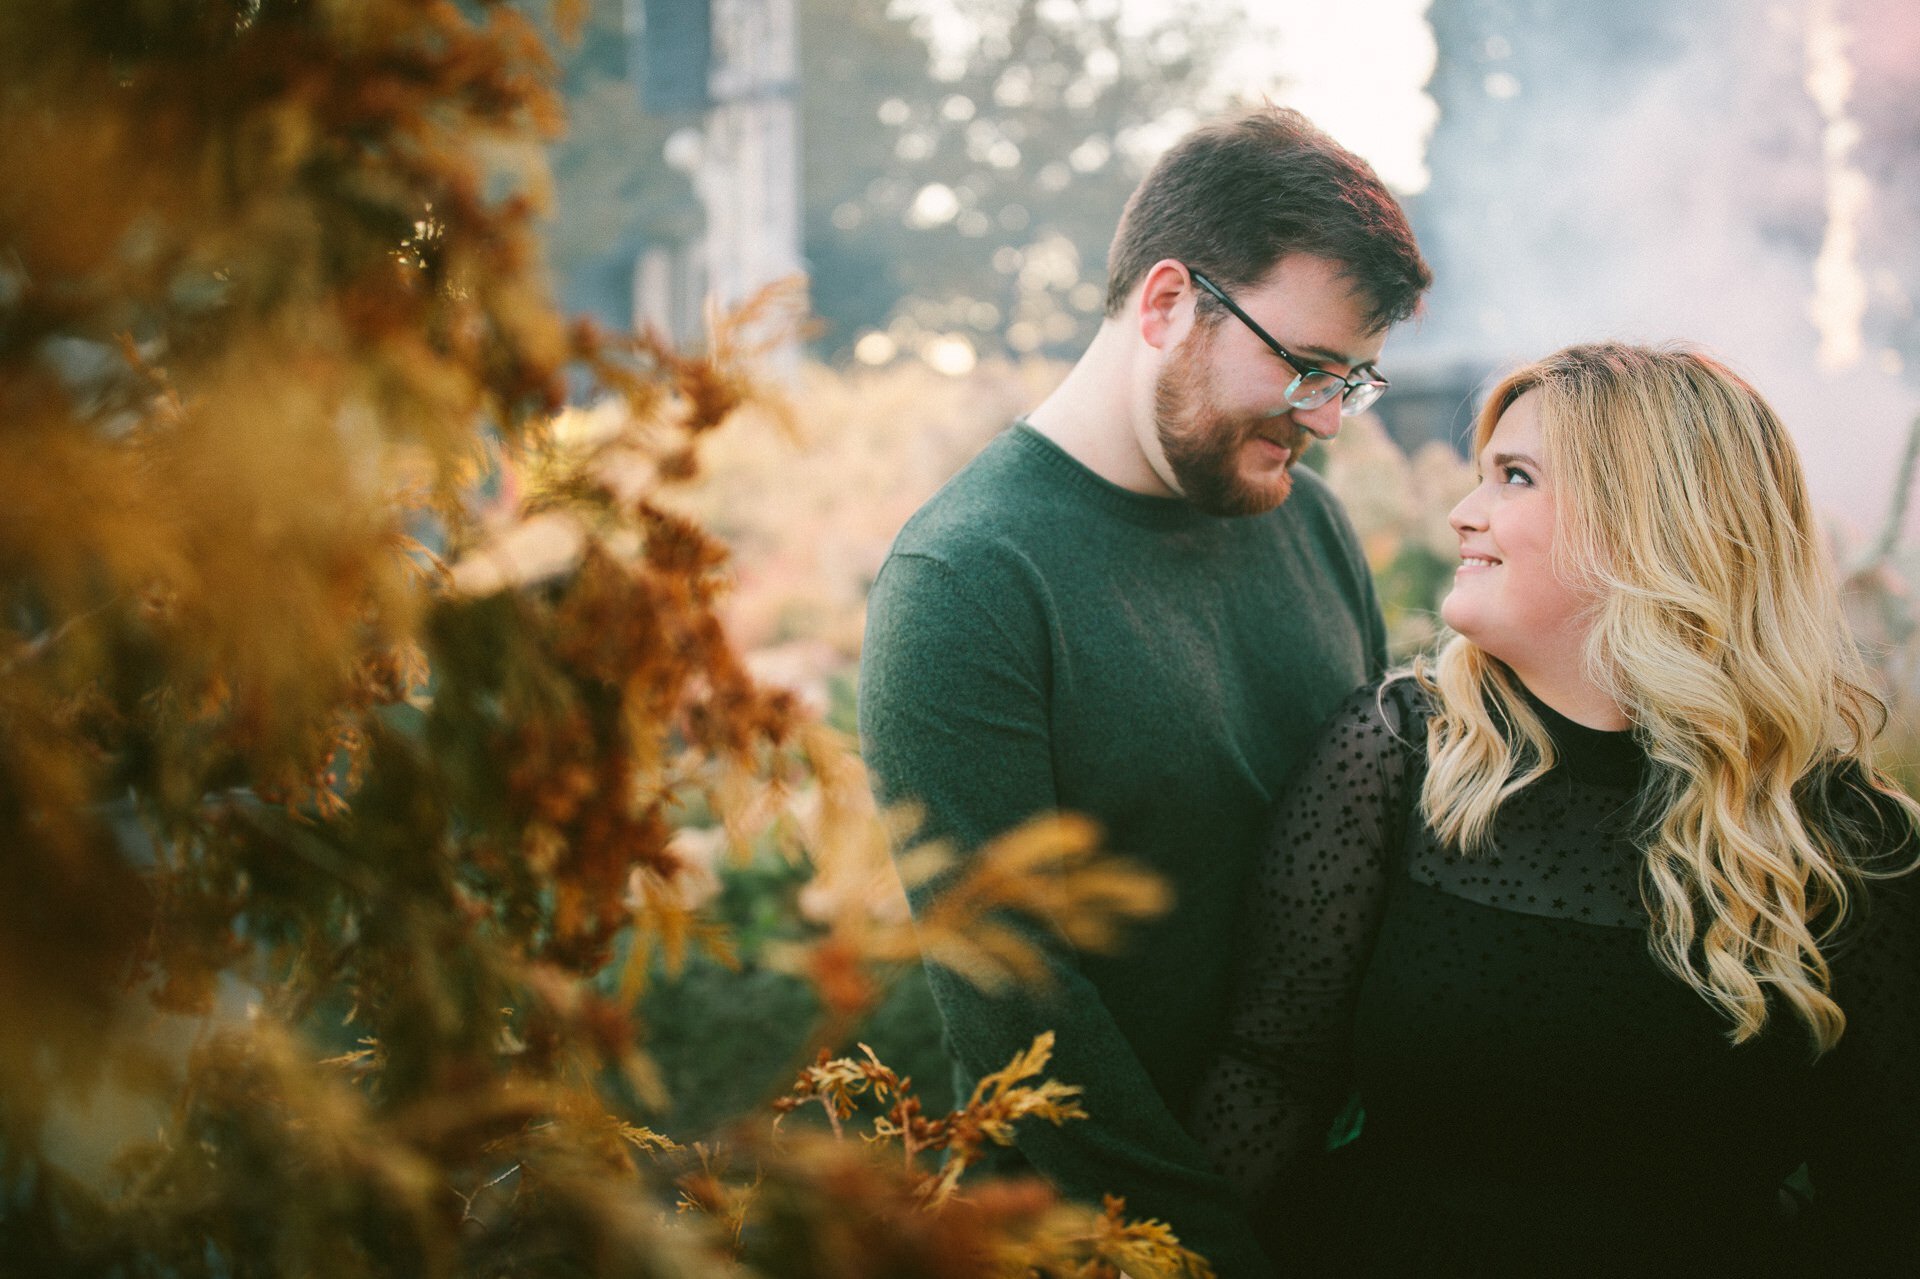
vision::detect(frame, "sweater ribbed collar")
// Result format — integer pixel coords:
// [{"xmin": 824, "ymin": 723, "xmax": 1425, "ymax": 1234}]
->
[{"xmin": 1008, "ymin": 421, "xmax": 1221, "ymax": 531}]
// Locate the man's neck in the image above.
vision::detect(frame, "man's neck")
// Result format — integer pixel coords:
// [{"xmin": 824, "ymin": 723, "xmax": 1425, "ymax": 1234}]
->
[{"xmin": 1023, "ymin": 322, "xmax": 1176, "ymax": 498}]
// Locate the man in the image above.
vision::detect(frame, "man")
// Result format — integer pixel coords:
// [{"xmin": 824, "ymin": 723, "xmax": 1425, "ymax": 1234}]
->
[{"xmin": 858, "ymin": 107, "xmax": 1430, "ymax": 1277}]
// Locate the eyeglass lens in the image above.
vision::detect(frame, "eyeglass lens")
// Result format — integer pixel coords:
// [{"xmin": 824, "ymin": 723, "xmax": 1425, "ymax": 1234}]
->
[{"xmin": 1290, "ymin": 373, "xmax": 1382, "ymax": 417}]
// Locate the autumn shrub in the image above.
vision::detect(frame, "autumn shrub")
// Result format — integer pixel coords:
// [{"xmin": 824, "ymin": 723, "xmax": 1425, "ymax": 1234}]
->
[{"xmin": 0, "ymin": 4, "xmax": 1211, "ymax": 1276}]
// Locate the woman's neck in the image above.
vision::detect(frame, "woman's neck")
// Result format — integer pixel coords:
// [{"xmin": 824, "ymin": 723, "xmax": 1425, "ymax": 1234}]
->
[{"xmin": 1507, "ymin": 662, "xmax": 1629, "ymax": 731}]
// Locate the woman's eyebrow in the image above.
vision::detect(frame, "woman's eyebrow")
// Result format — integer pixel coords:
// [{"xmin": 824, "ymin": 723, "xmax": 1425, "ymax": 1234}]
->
[{"xmin": 1491, "ymin": 451, "xmax": 1540, "ymax": 469}]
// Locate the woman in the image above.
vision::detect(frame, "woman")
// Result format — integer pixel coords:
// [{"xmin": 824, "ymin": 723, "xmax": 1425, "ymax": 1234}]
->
[{"xmin": 1194, "ymin": 343, "xmax": 1920, "ymax": 1276}]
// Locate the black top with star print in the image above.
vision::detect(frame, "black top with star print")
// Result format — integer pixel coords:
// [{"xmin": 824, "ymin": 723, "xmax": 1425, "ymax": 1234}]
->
[{"xmin": 1192, "ymin": 675, "xmax": 1920, "ymax": 1277}]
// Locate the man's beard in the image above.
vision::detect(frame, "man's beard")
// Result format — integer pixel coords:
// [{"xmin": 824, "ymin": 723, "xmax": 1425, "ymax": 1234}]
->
[{"xmin": 1152, "ymin": 327, "xmax": 1300, "ymax": 517}]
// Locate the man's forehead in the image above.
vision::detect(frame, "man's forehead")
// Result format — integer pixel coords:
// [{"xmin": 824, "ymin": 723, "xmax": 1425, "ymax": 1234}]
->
[
  {"xmin": 1243, "ymin": 256, "xmax": 1387, "ymax": 366},
  {"xmin": 1276, "ymin": 322, "xmax": 1388, "ymax": 370},
  {"xmin": 1290, "ymin": 335, "xmax": 1385, "ymax": 368}
]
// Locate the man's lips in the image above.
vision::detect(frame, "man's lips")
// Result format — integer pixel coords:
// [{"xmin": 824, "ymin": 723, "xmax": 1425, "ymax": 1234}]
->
[{"xmin": 1249, "ymin": 425, "xmax": 1302, "ymax": 462}]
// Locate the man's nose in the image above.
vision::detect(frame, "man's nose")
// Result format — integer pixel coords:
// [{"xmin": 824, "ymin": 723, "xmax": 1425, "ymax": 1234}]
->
[{"xmin": 1294, "ymin": 396, "xmax": 1344, "ymax": 441}]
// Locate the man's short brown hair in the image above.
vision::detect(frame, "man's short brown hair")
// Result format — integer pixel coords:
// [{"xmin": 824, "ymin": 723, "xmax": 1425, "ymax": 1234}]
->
[{"xmin": 1104, "ymin": 107, "xmax": 1430, "ymax": 333}]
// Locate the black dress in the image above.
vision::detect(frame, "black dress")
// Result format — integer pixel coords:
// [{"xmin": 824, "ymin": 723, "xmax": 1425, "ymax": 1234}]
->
[{"xmin": 1191, "ymin": 677, "xmax": 1920, "ymax": 1277}]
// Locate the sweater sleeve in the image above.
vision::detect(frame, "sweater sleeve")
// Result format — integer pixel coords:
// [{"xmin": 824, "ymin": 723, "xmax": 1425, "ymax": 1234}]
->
[
  {"xmin": 859, "ymin": 550, "xmax": 1277, "ymax": 1279},
  {"xmin": 1188, "ymin": 680, "xmax": 1415, "ymax": 1264}
]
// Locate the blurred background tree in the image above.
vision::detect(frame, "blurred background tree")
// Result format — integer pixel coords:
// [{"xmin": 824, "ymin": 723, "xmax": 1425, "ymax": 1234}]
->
[
  {"xmin": 547, "ymin": 0, "xmax": 703, "ymax": 325},
  {"xmin": 543, "ymin": 0, "xmax": 1236, "ymax": 364},
  {"xmin": 799, "ymin": 0, "xmax": 1232, "ymax": 363}
]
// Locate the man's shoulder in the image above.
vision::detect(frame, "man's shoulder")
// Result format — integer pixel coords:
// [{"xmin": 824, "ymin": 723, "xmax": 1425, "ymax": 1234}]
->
[
  {"xmin": 888, "ymin": 426, "xmax": 1065, "ymax": 565},
  {"xmin": 860, "ymin": 432, "xmax": 1066, "ymax": 702}
]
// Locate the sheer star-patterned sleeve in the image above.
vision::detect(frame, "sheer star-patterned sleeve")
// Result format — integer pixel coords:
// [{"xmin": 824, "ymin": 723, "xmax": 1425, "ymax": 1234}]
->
[{"xmin": 1191, "ymin": 679, "xmax": 1422, "ymax": 1210}]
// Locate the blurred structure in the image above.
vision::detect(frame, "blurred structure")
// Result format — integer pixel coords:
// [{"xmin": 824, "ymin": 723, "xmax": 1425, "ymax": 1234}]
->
[
  {"xmin": 639, "ymin": 0, "xmax": 712, "ymax": 113},
  {"xmin": 1369, "ymin": 359, "xmax": 1489, "ymax": 457},
  {"xmin": 630, "ymin": 0, "xmax": 802, "ymax": 347}
]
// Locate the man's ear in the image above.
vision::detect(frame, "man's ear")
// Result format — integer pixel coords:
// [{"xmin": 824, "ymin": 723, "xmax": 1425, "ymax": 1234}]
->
[{"xmin": 1136, "ymin": 259, "xmax": 1193, "ymax": 352}]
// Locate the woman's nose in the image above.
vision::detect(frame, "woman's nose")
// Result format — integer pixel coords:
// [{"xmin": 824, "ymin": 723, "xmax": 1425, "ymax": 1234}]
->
[{"xmin": 1449, "ymin": 486, "xmax": 1486, "ymax": 533}]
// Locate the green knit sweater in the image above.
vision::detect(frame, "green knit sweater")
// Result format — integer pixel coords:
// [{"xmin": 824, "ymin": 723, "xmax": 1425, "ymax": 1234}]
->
[{"xmin": 858, "ymin": 423, "xmax": 1385, "ymax": 1278}]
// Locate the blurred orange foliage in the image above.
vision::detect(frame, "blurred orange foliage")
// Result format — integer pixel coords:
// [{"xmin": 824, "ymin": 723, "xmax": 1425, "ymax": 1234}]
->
[{"xmin": 0, "ymin": 4, "xmax": 1201, "ymax": 1276}]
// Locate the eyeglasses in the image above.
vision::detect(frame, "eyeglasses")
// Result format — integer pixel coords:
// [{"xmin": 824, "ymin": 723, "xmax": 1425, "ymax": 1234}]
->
[{"xmin": 1187, "ymin": 268, "xmax": 1389, "ymax": 417}]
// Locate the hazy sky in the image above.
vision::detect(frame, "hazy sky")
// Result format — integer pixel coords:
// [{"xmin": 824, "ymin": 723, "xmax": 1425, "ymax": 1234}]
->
[{"xmin": 1206, "ymin": 0, "xmax": 1437, "ymax": 195}]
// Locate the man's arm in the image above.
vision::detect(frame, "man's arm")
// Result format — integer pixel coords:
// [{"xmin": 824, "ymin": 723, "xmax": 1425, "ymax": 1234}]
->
[{"xmin": 860, "ymin": 551, "xmax": 1275, "ymax": 1278}]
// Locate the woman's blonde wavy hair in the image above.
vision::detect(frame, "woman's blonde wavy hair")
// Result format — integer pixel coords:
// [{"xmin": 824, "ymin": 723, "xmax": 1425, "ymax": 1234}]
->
[{"xmin": 1419, "ymin": 341, "xmax": 1917, "ymax": 1052}]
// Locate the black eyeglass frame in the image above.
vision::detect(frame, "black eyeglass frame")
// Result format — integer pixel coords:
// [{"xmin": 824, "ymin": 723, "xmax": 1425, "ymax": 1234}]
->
[{"xmin": 1187, "ymin": 267, "xmax": 1389, "ymax": 417}]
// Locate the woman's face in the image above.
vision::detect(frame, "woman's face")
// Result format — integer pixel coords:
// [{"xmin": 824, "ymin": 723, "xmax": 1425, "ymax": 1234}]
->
[{"xmin": 1440, "ymin": 390, "xmax": 1599, "ymax": 681}]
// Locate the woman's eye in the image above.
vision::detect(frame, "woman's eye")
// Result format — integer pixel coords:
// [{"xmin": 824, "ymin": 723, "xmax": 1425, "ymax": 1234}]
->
[{"xmin": 1501, "ymin": 466, "xmax": 1533, "ymax": 487}]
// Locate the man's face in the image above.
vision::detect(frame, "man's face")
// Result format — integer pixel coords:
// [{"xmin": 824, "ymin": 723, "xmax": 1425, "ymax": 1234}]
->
[{"xmin": 1148, "ymin": 254, "xmax": 1386, "ymax": 517}]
